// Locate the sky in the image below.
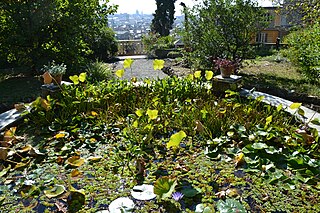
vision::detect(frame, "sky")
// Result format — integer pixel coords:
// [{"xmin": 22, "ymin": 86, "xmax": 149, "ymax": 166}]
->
[{"xmin": 108, "ymin": 0, "xmax": 275, "ymax": 15}]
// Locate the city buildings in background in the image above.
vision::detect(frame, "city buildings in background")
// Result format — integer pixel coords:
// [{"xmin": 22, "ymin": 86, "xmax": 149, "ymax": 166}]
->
[{"xmin": 108, "ymin": 12, "xmax": 184, "ymax": 40}]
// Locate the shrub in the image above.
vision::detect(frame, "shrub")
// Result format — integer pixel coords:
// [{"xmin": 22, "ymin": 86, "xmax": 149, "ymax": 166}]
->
[
  {"xmin": 88, "ymin": 26, "xmax": 118, "ymax": 61},
  {"xmin": 284, "ymin": 22, "xmax": 320, "ymax": 81},
  {"xmin": 182, "ymin": 0, "xmax": 268, "ymax": 70},
  {"xmin": 85, "ymin": 61, "xmax": 115, "ymax": 83},
  {"xmin": 142, "ymin": 33, "xmax": 175, "ymax": 56}
]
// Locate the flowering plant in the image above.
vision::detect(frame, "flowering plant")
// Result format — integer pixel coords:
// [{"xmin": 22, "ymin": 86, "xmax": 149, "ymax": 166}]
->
[
  {"xmin": 213, "ymin": 58, "xmax": 235, "ymax": 69},
  {"xmin": 41, "ymin": 60, "xmax": 67, "ymax": 76}
]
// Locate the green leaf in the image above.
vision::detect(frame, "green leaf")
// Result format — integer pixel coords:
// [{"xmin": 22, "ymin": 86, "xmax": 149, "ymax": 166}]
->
[
  {"xmin": 69, "ymin": 75, "xmax": 79, "ymax": 85},
  {"xmin": 276, "ymin": 103, "xmax": 283, "ymax": 112},
  {"xmin": 167, "ymin": 131, "xmax": 187, "ymax": 149},
  {"xmin": 0, "ymin": 165, "xmax": 11, "ymax": 177},
  {"xmin": 68, "ymin": 187, "xmax": 86, "ymax": 211},
  {"xmin": 297, "ymin": 108, "xmax": 305, "ymax": 116},
  {"xmin": 79, "ymin": 73, "xmax": 86, "ymax": 82},
  {"xmin": 205, "ymin": 70, "xmax": 213, "ymax": 80},
  {"xmin": 153, "ymin": 176, "xmax": 177, "ymax": 199},
  {"xmin": 44, "ymin": 184, "xmax": 65, "ymax": 198},
  {"xmin": 252, "ymin": 142, "xmax": 268, "ymax": 150},
  {"xmin": 217, "ymin": 198, "xmax": 246, "ymax": 213},
  {"xmin": 311, "ymin": 118, "xmax": 320, "ymax": 125},
  {"xmin": 194, "ymin": 71, "xmax": 202, "ymax": 78},
  {"xmin": 290, "ymin": 102, "xmax": 302, "ymax": 109},
  {"xmin": 153, "ymin": 59, "xmax": 165, "ymax": 70},
  {"xmin": 146, "ymin": 109, "xmax": 158, "ymax": 120},
  {"xmin": 115, "ymin": 69, "xmax": 125, "ymax": 78},
  {"xmin": 124, "ymin": 58, "xmax": 134, "ymax": 69},
  {"xmin": 265, "ymin": 115, "xmax": 273, "ymax": 126},
  {"xmin": 181, "ymin": 187, "xmax": 201, "ymax": 198}
]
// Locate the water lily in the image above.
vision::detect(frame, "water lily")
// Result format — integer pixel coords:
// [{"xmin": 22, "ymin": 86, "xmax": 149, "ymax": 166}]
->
[{"xmin": 172, "ymin": 192, "xmax": 184, "ymax": 201}]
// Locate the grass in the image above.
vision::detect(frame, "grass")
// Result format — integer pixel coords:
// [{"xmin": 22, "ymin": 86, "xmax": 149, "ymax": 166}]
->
[
  {"xmin": 0, "ymin": 68, "xmax": 42, "ymax": 113},
  {"xmin": 240, "ymin": 55, "xmax": 320, "ymax": 97},
  {"xmin": 0, "ymin": 73, "xmax": 319, "ymax": 212}
]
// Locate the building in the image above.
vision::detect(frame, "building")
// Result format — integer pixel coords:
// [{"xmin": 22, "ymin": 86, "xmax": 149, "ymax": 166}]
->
[{"xmin": 256, "ymin": 6, "xmax": 292, "ymax": 44}]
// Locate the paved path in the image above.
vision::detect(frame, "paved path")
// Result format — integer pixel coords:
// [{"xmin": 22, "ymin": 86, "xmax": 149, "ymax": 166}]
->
[{"xmin": 111, "ymin": 58, "xmax": 168, "ymax": 80}]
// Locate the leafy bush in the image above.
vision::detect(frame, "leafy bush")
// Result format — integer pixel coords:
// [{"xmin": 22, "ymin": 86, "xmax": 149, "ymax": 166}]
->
[
  {"xmin": 88, "ymin": 26, "xmax": 118, "ymax": 61},
  {"xmin": 284, "ymin": 22, "xmax": 320, "ymax": 81},
  {"xmin": 85, "ymin": 61, "xmax": 115, "ymax": 83},
  {"xmin": 142, "ymin": 33, "xmax": 175, "ymax": 56},
  {"xmin": 182, "ymin": 0, "xmax": 268, "ymax": 69}
]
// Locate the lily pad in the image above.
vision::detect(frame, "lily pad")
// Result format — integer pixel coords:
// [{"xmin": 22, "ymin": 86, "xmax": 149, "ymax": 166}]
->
[
  {"xmin": 44, "ymin": 184, "xmax": 65, "ymax": 198},
  {"xmin": 131, "ymin": 184, "xmax": 156, "ymax": 201},
  {"xmin": 109, "ymin": 197, "xmax": 134, "ymax": 213},
  {"xmin": 66, "ymin": 156, "xmax": 85, "ymax": 167}
]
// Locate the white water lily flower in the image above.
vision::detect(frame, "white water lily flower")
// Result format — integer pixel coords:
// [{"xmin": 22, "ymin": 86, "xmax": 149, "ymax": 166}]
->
[
  {"xmin": 131, "ymin": 184, "xmax": 156, "ymax": 200},
  {"xmin": 108, "ymin": 197, "xmax": 134, "ymax": 213}
]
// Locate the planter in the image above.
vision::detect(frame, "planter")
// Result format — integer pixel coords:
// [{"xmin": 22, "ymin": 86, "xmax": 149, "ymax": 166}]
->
[
  {"xmin": 52, "ymin": 74, "xmax": 63, "ymax": 85},
  {"xmin": 220, "ymin": 66, "xmax": 234, "ymax": 78}
]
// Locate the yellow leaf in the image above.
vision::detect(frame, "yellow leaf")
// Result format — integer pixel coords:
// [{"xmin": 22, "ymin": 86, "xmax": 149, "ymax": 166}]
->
[
  {"xmin": 265, "ymin": 115, "xmax": 273, "ymax": 126},
  {"xmin": 66, "ymin": 156, "xmax": 85, "ymax": 167},
  {"xmin": 91, "ymin": 111, "xmax": 98, "ymax": 116},
  {"xmin": 205, "ymin": 70, "xmax": 213, "ymax": 80},
  {"xmin": 43, "ymin": 71, "xmax": 52, "ymax": 84},
  {"xmin": 135, "ymin": 109, "xmax": 144, "ymax": 117},
  {"xmin": 290, "ymin": 102, "xmax": 302, "ymax": 110},
  {"xmin": 235, "ymin": 153, "xmax": 245, "ymax": 167},
  {"xmin": 55, "ymin": 132, "xmax": 66, "ymax": 139},
  {"xmin": 79, "ymin": 73, "xmax": 86, "ymax": 82},
  {"xmin": 147, "ymin": 109, "xmax": 158, "ymax": 120},
  {"xmin": 153, "ymin": 59, "xmax": 165, "ymax": 70},
  {"xmin": 69, "ymin": 75, "xmax": 79, "ymax": 85},
  {"xmin": 124, "ymin": 58, "xmax": 134, "ymax": 69},
  {"xmin": 194, "ymin": 71, "xmax": 202, "ymax": 78},
  {"xmin": 71, "ymin": 169, "xmax": 82, "ymax": 177},
  {"xmin": 186, "ymin": 74, "xmax": 194, "ymax": 81},
  {"xmin": 41, "ymin": 99, "xmax": 50, "ymax": 111},
  {"xmin": 167, "ymin": 131, "xmax": 187, "ymax": 149},
  {"xmin": 115, "ymin": 69, "xmax": 125, "ymax": 78},
  {"xmin": 133, "ymin": 120, "xmax": 139, "ymax": 128}
]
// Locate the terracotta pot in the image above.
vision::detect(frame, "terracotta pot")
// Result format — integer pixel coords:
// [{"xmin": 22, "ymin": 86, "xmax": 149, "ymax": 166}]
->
[
  {"xmin": 52, "ymin": 75, "xmax": 63, "ymax": 85},
  {"xmin": 220, "ymin": 66, "xmax": 234, "ymax": 78}
]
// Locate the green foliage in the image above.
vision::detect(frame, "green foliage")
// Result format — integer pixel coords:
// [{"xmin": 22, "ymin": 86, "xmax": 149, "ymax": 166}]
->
[
  {"xmin": 0, "ymin": 0, "xmax": 117, "ymax": 71},
  {"xmin": 217, "ymin": 198, "xmax": 246, "ymax": 213},
  {"xmin": 142, "ymin": 33, "xmax": 175, "ymax": 56},
  {"xmin": 275, "ymin": 0, "xmax": 320, "ymax": 26},
  {"xmin": 284, "ymin": 22, "xmax": 320, "ymax": 81},
  {"xmin": 183, "ymin": 0, "xmax": 268, "ymax": 69},
  {"xmin": 151, "ymin": 0, "xmax": 177, "ymax": 36},
  {"xmin": 85, "ymin": 61, "xmax": 115, "ymax": 83},
  {"xmin": 41, "ymin": 60, "xmax": 67, "ymax": 76},
  {"xmin": 87, "ymin": 26, "xmax": 118, "ymax": 61},
  {"xmin": 154, "ymin": 176, "xmax": 177, "ymax": 199}
]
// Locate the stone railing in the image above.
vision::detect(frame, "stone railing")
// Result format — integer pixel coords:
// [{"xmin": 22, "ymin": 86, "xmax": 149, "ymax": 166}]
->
[{"xmin": 117, "ymin": 40, "xmax": 147, "ymax": 56}]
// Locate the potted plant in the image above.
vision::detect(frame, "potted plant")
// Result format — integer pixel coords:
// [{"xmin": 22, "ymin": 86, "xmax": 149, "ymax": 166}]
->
[
  {"xmin": 213, "ymin": 58, "xmax": 235, "ymax": 78},
  {"xmin": 42, "ymin": 61, "xmax": 67, "ymax": 85}
]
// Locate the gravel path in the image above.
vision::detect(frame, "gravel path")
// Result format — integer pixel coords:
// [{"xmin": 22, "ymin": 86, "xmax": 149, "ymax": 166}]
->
[{"xmin": 111, "ymin": 59, "xmax": 168, "ymax": 80}]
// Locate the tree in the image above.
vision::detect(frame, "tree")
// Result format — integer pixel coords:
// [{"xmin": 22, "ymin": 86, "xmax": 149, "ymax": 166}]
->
[
  {"xmin": 0, "ymin": 0, "xmax": 118, "ymax": 71},
  {"xmin": 182, "ymin": 0, "xmax": 268, "ymax": 69},
  {"xmin": 272, "ymin": 0, "xmax": 320, "ymax": 26},
  {"xmin": 151, "ymin": 0, "xmax": 177, "ymax": 36}
]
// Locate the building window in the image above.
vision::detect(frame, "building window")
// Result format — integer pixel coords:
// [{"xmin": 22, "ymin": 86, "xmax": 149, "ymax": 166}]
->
[{"xmin": 256, "ymin": 32, "xmax": 267, "ymax": 43}]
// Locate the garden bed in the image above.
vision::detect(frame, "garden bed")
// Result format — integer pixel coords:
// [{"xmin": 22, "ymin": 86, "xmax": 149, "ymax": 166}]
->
[{"xmin": 0, "ymin": 71, "xmax": 319, "ymax": 212}]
